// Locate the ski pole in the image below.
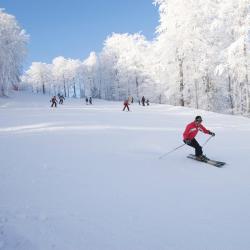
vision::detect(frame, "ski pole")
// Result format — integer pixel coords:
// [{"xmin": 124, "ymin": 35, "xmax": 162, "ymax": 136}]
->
[
  {"xmin": 158, "ymin": 143, "xmax": 185, "ymax": 160},
  {"xmin": 202, "ymin": 135, "xmax": 213, "ymax": 147}
]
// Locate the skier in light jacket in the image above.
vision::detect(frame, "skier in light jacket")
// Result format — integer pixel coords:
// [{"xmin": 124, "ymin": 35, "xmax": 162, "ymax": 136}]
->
[{"xmin": 183, "ymin": 116, "xmax": 215, "ymax": 160}]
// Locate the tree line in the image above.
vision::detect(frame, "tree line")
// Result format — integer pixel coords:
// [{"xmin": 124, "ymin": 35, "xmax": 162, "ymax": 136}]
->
[{"xmin": 1, "ymin": 1, "xmax": 249, "ymax": 116}]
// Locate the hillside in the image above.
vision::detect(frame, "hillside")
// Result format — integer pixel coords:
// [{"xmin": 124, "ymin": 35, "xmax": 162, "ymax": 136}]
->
[{"xmin": 0, "ymin": 92, "xmax": 250, "ymax": 250}]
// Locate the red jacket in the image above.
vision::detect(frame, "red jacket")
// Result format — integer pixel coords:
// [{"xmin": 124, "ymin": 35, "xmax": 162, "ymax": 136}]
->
[
  {"xmin": 124, "ymin": 100, "xmax": 129, "ymax": 105},
  {"xmin": 183, "ymin": 121, "xmax": 210, "ymax": 140}
]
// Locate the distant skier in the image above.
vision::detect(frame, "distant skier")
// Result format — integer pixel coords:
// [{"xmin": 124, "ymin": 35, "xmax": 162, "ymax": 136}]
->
[
  {"xmin": 123, "ymin": 99, "xmax": 130, "ymax": 111},
  {"xmin": 146, "ymin": 99, "xmax": 150, "ymax": 106},
  {"xmin": 59, "ymin": 95, "xmax": 65, "ymax": 104},
  {"xmin": 50, "ymin": 96, "xmax": 57, "ymax": 108},
  {"xmin": 128, "ymin": 96, "xmax": 133, "ymax": 104},
  {"xmin": 85, "ymin": 97, "xmax": 89, "ymax": 105},
  {"xmin": 89, "ymin": 97, "xmax": 92, "ymax": 104},
  {"xmin": 183, "ymin": 116, "xmax": 215, "ymax": 160},
  {"xmin": 141, "ymin": 96, "xmax": 146, "ymax": 106}
]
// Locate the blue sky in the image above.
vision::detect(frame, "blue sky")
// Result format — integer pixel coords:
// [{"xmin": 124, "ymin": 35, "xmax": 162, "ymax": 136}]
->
[{"xmin": 1, "ymin": 0, "xmax": 159, "ymax": 68}]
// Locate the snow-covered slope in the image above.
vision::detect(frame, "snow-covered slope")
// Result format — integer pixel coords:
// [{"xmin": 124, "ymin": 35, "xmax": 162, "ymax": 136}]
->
[{"xmin": 1, "ymin": 92, "xmax": 250, "ymax": 250}]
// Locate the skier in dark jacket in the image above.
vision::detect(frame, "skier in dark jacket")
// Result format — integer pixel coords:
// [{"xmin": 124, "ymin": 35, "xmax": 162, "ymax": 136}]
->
[
  {"xmin": 50, "ymin": 96, "xmax": 57, "ymax": 108},
  {"xmin": 85, "ymin": 97, "xmax": 89, "ymax": 105},
  {"xmin": 183, "ymin": 116, "xmax": 215, "ymax": 160},
  {"xmin": 89, "ymin": 97, "xmax": 92, "ymax": 104},
  {"xmin": 59, "ymin": 95, "xmax": 65, "ymax": 104}
]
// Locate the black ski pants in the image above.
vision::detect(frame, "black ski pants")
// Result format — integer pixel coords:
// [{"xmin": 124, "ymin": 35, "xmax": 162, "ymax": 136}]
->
[
  {"xmin": 185, "ymin": 138, "xmax": 203, "ymax": 156},
  {"xmin": 123, "ymin": 104, "xmax": 129, "ymax": 111},
  {"xmin": 51, "ymin": 101, "xmax": 57, "ymax": 108}
]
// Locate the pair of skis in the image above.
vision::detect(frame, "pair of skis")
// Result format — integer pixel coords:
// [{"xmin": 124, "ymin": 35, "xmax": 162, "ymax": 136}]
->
[
  {"xmin": 158, "ymin": 136, "xmax": 226, "ymax": 167},
  {"xmin": 187, "ymin": 154, "xmax": 226, "ymax": 167}
]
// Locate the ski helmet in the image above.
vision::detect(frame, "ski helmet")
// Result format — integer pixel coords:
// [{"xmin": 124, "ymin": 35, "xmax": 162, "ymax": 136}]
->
[{"xmin": 195, "ymin": 116, "xmax": 202, "ymax": 122}]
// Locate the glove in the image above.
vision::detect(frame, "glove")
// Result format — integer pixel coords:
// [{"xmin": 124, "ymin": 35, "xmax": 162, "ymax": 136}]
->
[
  {"xmin": 208, "ymin": 131, "xmax": 215, "ymax": 136},
  {"xmin": 184, "ymin": 139, "xmax": 192, "ymax": 145}
]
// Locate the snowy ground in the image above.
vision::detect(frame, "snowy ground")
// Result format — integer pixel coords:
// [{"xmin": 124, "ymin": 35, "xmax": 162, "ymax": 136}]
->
[{"xmin": 1, "ymin": 91, "xmax": 250, "ymax": 250}]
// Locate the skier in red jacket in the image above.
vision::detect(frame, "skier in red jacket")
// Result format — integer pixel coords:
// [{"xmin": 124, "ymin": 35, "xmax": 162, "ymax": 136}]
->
[
  {"xmin": 183, "ymin": 116, "xmax": 215, "ymax": 160},
  {"xmin": 123, "ymin": 99, "xmax": 130, "ymax": 111}
]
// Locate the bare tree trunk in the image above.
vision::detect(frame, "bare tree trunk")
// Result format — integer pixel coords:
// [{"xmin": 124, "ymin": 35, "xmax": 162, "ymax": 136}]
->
[
  {"xmin": 98, "ymin": 79, "xmax": 101, "ymax": 99},
  {"xmin": 228, "ymin": 75, "xmax": 234, "ymax": 114},
  {"xmin": 194, "ymin": 80, "xmax": 199, "ymax": 109},
  {"xmin": 63, "ymin": 77, "xmax": 67, "ymax": 97},
  {"xmin": 178, "ymin": 57, "xmax": 184, "ymax": 106},
  {"xmin": 79, "ymin": 81, "xmax": 84, "ymax": 98},
  {"xmin": 159, "ymin": 94, "xmax": 162, "ymax": 104},
  {"xmin": 73, "ymin": 84, "xmax": 76, "ymax": 98},
  {"xmin": 243, "ymin": 42, "xmax": 249, "ymax": 113},
  {"xmin": 239, "ymin": 82, "xmax": 244, "ymax": 114},
  {"xmin": 203, "ymin": 73, "xmax": 212, "ymax": 111},
  {"xmin": 73, "ymin": 78, "xmax": 76, "ymax": 98},
  {"xmin": 136, "ymin": 76, "xmax": 139, "ymax": 100},
  {"xmin": 42, "ymin": 83, "xmax": 45, "ymax": 94}
]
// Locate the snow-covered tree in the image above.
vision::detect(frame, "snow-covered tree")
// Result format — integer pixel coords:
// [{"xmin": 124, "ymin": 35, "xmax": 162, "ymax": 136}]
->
[
  {"xmin": 22, "ymin": 62, "xmax": 52, "ymax": 94},
  {"xmin": 153, "ymin": 0, "xmax": 249, "ymax": 114},
  {"xmin": 98, "ymin": 33, "xmax": 154, "ymax": 101},
  {"xmin": 0, "ymin": 8, "xmax": 28, "ymax": 96}
]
